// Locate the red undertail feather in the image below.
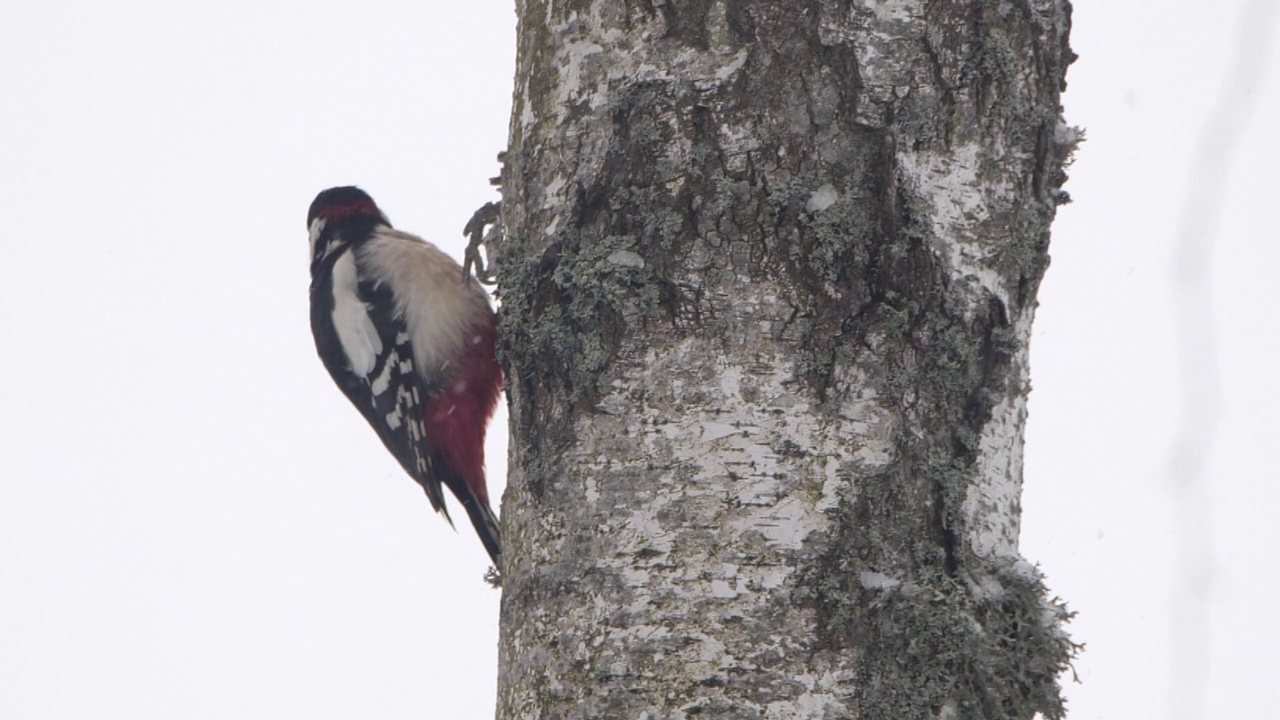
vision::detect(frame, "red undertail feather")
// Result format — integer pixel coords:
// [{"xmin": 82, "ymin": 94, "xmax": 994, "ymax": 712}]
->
[{"xmin": 422, "ymin": 317, "xmax": 503, "ymax": 506}]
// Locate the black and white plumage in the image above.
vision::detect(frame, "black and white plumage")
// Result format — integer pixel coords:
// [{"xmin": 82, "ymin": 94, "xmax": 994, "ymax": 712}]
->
[{"xmin": 307, "ymin": 186, "xmax": 504, "ymax": 565}]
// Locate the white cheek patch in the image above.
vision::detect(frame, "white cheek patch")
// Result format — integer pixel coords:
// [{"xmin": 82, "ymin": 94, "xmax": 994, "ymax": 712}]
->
[
  {"xmin": 308, "ymin": 218, "xmax": 327, "ymax": 260},
  {"xmin": 330, "ymin": 251, "xmax": 383, "ymax": 377}
]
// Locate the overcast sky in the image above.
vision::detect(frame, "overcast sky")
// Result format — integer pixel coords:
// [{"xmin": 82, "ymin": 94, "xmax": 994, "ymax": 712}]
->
[{"xmin": 1, "ymin": 1, "xmax": 1276, "ymax": 718}]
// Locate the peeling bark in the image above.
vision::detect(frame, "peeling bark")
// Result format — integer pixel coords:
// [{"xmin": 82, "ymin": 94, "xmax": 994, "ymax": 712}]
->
[{"xmin": 496, "ymin": 1, "xmax": 1079, "ymax": 718}]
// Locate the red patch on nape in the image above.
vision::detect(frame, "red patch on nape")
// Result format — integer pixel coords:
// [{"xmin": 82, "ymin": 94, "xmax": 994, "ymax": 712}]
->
[
  {"xmin": 421, "ymin": 318, "xmax": 504, "ymax": 506},
  {"xmin": 319, "ymin": 199, "xmax": 381, "ymax": 224}
]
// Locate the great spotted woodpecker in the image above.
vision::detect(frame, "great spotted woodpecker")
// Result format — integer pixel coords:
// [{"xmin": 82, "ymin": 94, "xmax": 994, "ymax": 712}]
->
[{"xmin": 307, "ymin": 186, "xmax": 503, "ymax": 565}]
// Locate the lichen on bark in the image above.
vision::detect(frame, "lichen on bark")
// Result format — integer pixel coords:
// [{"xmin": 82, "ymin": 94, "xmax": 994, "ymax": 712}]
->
[{"xmin": 496, "ymin": 1, "xmax": 1079, "ymax": 718}]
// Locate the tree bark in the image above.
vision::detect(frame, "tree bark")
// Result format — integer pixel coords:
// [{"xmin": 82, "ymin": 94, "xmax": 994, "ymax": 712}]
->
[{"xmin": 496, "ymin": 1, "xmax": 1078, "ymax": 718}]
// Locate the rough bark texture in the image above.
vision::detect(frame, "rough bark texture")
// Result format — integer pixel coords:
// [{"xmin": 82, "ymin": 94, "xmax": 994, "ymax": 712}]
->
[{"xmin": 496, "ymin": 1, "xmax": 1078, "ymax": 718}]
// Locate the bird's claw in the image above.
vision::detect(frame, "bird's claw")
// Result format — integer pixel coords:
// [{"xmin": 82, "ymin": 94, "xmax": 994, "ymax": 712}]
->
[{"xmin": 463, "ymin": 201, "xmax": 501, "ymax": 285}]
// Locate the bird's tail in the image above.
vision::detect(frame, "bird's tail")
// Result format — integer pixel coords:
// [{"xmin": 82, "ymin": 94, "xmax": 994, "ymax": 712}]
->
[
  {"xmin": 463, "ymin": 498, "xmax": 503, "ymax": 567},
  {"xmin": 426, "ymin": 473, "xmax": 502, "ymax": 567}
]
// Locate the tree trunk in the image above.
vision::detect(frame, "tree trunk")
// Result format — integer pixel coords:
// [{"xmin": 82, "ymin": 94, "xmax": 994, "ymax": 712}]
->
[{"xmin": 495, "ymin": 1, "xmax": 1078, "ymax": 718}]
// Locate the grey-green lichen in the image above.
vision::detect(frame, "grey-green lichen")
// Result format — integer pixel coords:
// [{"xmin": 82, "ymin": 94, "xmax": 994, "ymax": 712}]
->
[
  {"xmin": 806, "ymin": 512, "xmax": 1079, "ymax": 720},
  {"xmin": 498, "ymin": 231, "xmax": 666, "ymax": 413}
]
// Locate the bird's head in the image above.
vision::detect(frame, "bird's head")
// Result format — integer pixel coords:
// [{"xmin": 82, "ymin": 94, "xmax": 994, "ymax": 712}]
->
[{"xmin": 307, "ymin": 186, "xmax": 389, "ymax": 229}]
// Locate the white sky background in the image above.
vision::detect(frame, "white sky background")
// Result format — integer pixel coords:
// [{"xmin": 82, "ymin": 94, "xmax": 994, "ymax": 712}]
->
[{"xmin": 0, "ymin": 1, "xmax": 1275, "ymax": 718}]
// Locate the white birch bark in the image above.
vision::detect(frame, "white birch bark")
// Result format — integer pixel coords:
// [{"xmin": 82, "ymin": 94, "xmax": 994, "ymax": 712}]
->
[{"xmin": 495, "ymin": 2, "xmax": 1079, "ymax": 718}]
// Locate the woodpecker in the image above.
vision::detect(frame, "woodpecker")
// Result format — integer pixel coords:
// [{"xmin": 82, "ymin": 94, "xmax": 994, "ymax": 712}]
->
[{"xmin": 307, "ymin": 186, "xmax": 503, "ymax": 565}]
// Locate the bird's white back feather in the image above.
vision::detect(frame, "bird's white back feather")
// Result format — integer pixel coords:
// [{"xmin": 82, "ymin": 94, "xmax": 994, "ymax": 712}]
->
[{"xmin": 359, "ymin": 228, "xmax": 490, "ymax": 383}]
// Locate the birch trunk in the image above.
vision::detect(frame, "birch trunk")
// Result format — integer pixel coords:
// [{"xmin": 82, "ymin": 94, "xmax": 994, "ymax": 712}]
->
[{"xmin": 496, "ymin": 1, "xmax": 1078, "ymax": 718}]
